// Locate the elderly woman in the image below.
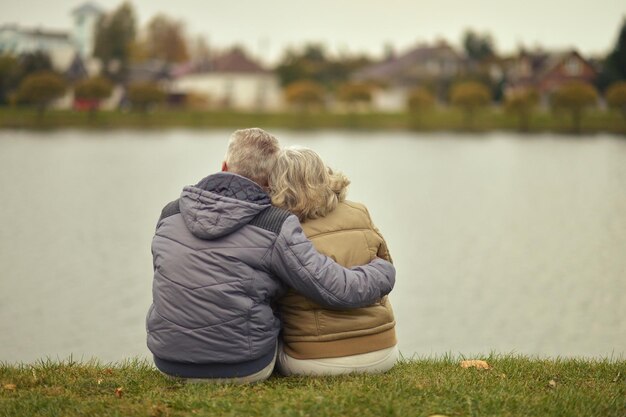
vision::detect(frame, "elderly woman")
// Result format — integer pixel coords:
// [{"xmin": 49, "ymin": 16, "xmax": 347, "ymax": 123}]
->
[{"xmin": 269, "ymin": 147, "xmax": 398, "ymax": 376}]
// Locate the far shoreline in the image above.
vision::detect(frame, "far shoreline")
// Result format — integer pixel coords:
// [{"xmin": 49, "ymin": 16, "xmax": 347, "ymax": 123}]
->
[{"xmin": 1, "ymin": 108, "xmax": 624, "ymax": 136}]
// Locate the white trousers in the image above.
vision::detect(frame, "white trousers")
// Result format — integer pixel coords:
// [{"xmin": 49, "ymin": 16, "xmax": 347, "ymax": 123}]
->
[{"xmin": 277, "ymin": 344, "xmax": 399, "ymax": 376}]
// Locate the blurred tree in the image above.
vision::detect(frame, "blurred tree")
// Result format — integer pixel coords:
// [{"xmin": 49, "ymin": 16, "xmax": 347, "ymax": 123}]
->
[
  {"xmin": 450, "ymin": 81, "xmax": 491, "ymax": 128},
  {"xmin": 551, "ymin": 81, "xmax": 598, "ymax": 133},
  {"xmin": 407, "ymin": 86, "xmax": 435, "ymax": 111},
  {"xmin": 463, "ymin": 30, "xmax": 495, "ymax": 62},
  {"xmin": 452, "ymin": 72, "xmax": 497, "ymax": 94},
  {"xmin": 337, "ymin": 82, "xmax": 373, "ymax": 110},
  {"xmin": 189, "ymin": 35, "xmax": 211, "ymax": 65},
  {"xmin": 605, "ymin": 81, "xmax": 626, "ymax": 121},
  {"xmin": 17, "ymin": 51, "xmax": 53, "ymax": 80},
  {"xmin": 284, "ymin": 80, "xmax": 326, "ymax": 110},
  {"xmin": 504, "ymin": 88, "xmax": 539, "ymax": 132},
  {"xmin": 597, "ymin": 18, "xmax": 626, "ymax": 91},
  {"xmin": 15, "ymin": 71, "xmax": 66, "ymax": 119},
  {"xmin": 74, "ymin": 76, "xmax": 114, "ymax": 119},
  {"xmin": 301, "ymin": 44, "xmax": 326, "ymax": 62},
  {"xmin": 127, "ymin": 81, "xmax": 165, "ymax": 112},
  {"xmin": 128, "ymin": 39, "xmax": 150, "ymax": 63},
  {"xmin": 94, "ymin": 1, "xmax": 137, "ymax": 80},
  {"xmin": 406, "ymin": 86, "xmax": 435, "ymax": 128},
  {"xmin": 276, "ymin": 44, "xmax": 371, "ymax": 88},
  {"xmin": 145, "ymin": 14, "xmax": 189, "ymax": 63},
  {"xmin": 277, "ymin": 45, "xmax": 328, "ymax": 87},
  {"xmin": 0, "ymin": 55, "xmax": 20, "ymax": 105},
  {"xmin": 184, "ymin": 91, "xmax": 211, "ymax": 110}
]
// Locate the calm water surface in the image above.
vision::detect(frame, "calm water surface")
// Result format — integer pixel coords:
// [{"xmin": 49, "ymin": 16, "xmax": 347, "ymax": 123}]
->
[{"xmin": 0, "ymin": 129, "xmax": 624, "ymax": 363}]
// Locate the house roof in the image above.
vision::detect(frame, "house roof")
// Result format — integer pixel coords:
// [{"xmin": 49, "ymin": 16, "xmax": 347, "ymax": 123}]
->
[
  {"xmin": 0, "ymin": 24, "xmax": 71, "ymax": 41},
  {"xmin": 127, "ymin": 60, "xmax": 171, "ymax": 83},
  {"xmin": 211, "ymin": 48, "xmax": 267, "ymax": 73},
  {"xmin": 0, "ymin": 24, "xmax": 19, "ymax": 32},
  {"xmin": 23, "ymin": 28, "xmax": 71, "ymax": 41},
  {"xmin": 353, "ymin": 41, "xmax": 462, "ymax": 83},
  {"xmin": 172, "ymin": 47, "xmax": 268, "ymax": 77},
  {"xmin": 505, "ymin": 48, "xmax": 597, "ymax": 91},
  {"xmin": 536, "ymin": 50, "xmax": 589, "ymax": 79}
]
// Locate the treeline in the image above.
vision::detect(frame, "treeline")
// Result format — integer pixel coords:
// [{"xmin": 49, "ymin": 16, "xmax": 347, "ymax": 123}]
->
[
  {"xmin": 0, "ymin": 2, "xmax": 187, "ymax": 116},
  {"xmin": 0, "ymin": 1, "xmax": 625, "ymax": 132},
  {"xmin": 0, "ymin": 56, "xmax": 165, "ymax": 118},
  {"xmin": 275, "ymin": 21, "xmax": 626, "ymax": 133}
]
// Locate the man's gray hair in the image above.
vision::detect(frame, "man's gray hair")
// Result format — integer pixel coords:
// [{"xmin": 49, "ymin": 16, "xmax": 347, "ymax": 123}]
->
[{"xmin": 225, "ymin": 128, "xmax": 280, "ymax": 187}]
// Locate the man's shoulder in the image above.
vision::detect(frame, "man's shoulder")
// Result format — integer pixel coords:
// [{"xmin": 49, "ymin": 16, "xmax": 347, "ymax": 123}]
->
[
  {"xmin": 249, "ymin": 206, "xmax": 293, "ymax": 234},
  {"xmin": 159, "ymin": 199, "xmax": 181, "ymax": 222}
]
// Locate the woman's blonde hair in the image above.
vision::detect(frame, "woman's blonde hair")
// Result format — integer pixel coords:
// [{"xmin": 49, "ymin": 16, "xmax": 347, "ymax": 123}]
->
[{"xmin": 269, "ymin": 147, "xmax": 350, "ymax": 221}]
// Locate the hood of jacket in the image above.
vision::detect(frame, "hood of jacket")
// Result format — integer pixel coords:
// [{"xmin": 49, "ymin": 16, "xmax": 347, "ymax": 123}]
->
[{"xmin": 179, "ymin": 172, "xmax": 271, "ymax": 240}]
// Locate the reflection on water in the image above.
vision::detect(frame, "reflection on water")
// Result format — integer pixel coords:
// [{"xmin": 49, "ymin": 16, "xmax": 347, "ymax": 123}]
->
[{"xmin": 0, "ymin": 130, "xmax": 624, "ymax": 363}]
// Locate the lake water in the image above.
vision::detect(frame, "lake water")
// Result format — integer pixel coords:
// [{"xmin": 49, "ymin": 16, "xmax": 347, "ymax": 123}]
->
[{"xmin": 0, "ymin": 129, "xmax": 624, "ymax": 364}]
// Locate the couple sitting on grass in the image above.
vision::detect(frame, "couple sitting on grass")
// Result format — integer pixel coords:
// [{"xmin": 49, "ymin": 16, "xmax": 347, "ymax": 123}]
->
[{"xmin": 146, "ymin": 128, "xmax": 398, "ymax": 383}]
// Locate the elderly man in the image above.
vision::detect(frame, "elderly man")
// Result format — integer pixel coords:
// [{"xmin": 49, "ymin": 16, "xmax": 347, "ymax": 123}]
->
[{"xmin": 146, "ymin": 128, "xmax": 395, "ymax": 383}]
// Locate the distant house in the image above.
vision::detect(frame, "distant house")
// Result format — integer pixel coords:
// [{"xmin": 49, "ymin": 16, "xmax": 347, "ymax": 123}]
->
[
  {"xmin": 171, "ymin": 48, "xmax": 283, "ymax": 111},
  {"xmin": 127, "ymin": 60, "xmax": 171, "ymax": 84},
  {"xmin": 505, "ymin": 49, "xmax": 597, "ymax": 100},
  {"xmin": 352, "ymin": 41, "xmax": 465, "ymax": 110},
  {"xmin": 0, "ymin": 25, "xmax": 77, "ymax": 71},
  {"xmin": 71, "ymin": 2, "xmax": 104, "ymax": 58},
  {"xmin": 0, "ymin": 3, "xmax": 102, "ymax": 69},
  {"xmin": 0, "ymin": 3, "xmax": 112, "ymax": 110}
]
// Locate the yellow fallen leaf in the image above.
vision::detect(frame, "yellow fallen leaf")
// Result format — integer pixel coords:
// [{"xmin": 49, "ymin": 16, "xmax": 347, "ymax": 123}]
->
[
  {"xmin": 548, "ymin": 379, "xmax": 557, "ymax": 388},
  {"xmin": 3, "ymin": 384, "xmax": 16, "ymax": 391},
  {"xmin": 460, "ymin": 360, "xmax": 491, "ymax": 370}
]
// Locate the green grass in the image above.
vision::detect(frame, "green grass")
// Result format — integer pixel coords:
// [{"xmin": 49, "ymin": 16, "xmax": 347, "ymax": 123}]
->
[
  {"xmin": 0, "ymin": 107, "xmax": 625, "ymax": 134},
  {"xmin": 1, "ymin": 355, "xmax": 624, "ymax": 417}
]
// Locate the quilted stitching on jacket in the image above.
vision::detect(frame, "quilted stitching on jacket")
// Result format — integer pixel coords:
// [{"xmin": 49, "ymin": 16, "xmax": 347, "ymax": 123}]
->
[{"xmin": 196, "ymin": 172, "xmax": 270, "ymax": 204}]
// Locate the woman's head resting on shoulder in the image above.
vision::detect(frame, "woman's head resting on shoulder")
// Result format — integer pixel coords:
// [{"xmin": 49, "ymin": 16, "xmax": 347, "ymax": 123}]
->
[{"xmin": 269, "ymin": 147, "xmax": 350, "ymax": 221}]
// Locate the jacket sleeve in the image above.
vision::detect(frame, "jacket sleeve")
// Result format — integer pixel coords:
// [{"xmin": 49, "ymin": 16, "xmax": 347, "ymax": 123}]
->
[{"xmin": 269, "ymin": 215, "xmax": 396, "ymax": 309}]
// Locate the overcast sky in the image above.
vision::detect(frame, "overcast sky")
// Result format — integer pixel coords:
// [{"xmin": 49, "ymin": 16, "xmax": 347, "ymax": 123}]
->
[{"xmin": 1, "ymin": 0, "xmax": 624, "ymax": 63}]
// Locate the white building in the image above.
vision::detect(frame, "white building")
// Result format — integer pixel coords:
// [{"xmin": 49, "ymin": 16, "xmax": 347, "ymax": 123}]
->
[
  {"xmin": 353, "ymin": 41, "xmax": 465, "ymax": 110},
  {"xmin": 370, "ymin": 87, "xmax": 408, "ymax": 112},
  {"xmin": 71, "ymin": 2, "xmax": 104, "ymax": 58},
  {"xmin": 172, "ymin": 48, "xmax": 284, "ymax": 111},
  {"xmin": 0, "ymin": 2, "xmax": 103, "ymax": 70},
  {"xmin": 0, "ymin": 25, "xmax": 76, "ymax": 70}
]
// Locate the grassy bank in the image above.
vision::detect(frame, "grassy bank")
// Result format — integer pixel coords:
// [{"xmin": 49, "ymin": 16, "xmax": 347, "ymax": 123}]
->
[
  {"xmin": 1, "ymin": 355, "xmax": 624, "ymax": 417},
  {"xmin": 0, "ymin": 107, "xmax": 625, "ymax": 134}
]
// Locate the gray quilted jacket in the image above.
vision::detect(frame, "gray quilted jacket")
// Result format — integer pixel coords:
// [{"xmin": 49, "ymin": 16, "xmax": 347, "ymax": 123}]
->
[{"xmin": 146, "ymin": 172, "xmax": 396, "ymax": 364}]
